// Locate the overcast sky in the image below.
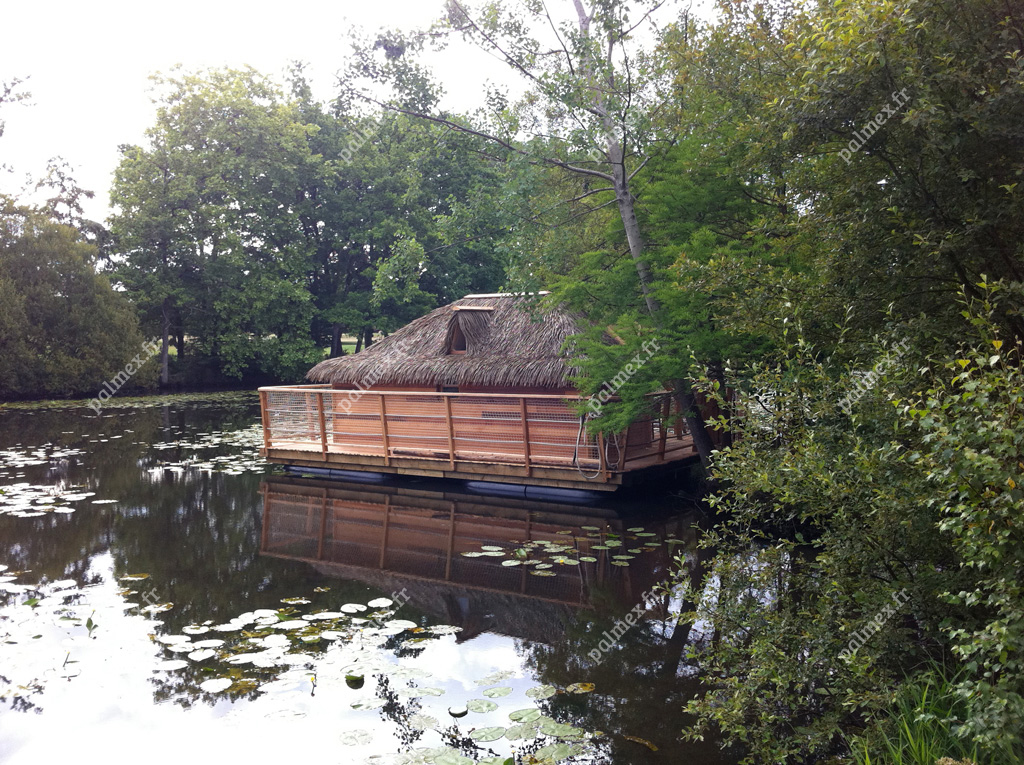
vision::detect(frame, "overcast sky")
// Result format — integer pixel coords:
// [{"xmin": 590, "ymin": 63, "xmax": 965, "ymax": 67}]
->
[{"xmin": 0, "ymin": 0, "xmax": 519, "ymax": 222}]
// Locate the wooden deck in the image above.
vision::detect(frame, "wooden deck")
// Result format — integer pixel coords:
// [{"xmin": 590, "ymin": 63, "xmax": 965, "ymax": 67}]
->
[{"xmin": 258, "ymin": 385, "xmax": 698, "ymax": 491}]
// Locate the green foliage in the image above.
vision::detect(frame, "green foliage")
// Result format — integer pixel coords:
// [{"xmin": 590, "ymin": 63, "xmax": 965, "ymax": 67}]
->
[
  {"xmin": 0, "ymin": 200, "xmax": 154, "ymax": 399},
  {"xmin": 901, "ymin": 283, "xmax": 1024, "ymax": 752},
  {"xmin": 848, "ymin": 663, "xmax": 983, "ymax": 765}
]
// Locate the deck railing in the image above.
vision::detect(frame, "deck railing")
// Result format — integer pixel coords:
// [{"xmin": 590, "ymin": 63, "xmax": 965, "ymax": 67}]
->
[{"xmin": 259, "ymin": 385, "xmax": 695, "ymax": 475}]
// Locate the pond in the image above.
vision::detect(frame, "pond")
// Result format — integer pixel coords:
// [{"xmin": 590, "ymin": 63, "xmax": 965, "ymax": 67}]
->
[{"xmin": 0, "ymin": 393, "xmax": 737, "ymax": 765}]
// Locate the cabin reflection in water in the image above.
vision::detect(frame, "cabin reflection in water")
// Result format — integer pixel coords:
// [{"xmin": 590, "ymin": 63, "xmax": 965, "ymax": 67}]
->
[{"xmin": 260, "ymin": 477, "xmax": 694, "ymax": 642}]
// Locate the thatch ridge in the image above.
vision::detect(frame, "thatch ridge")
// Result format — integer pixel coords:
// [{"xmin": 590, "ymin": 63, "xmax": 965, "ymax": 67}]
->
[{"xmin": 306, "ymin": 295, "xmax": 583, "ymax": 388}]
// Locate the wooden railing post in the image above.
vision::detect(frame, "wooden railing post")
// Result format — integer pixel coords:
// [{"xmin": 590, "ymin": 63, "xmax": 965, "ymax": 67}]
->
[
  {"xmin": 519, "ymin": 397, "xmax": 531, "ymax": 476},
  {"xmin": 317, "ymin": 390, "xmax": 329, "ymax": 460},
  {"xmin": 444, "ymin": 395, "xmax": 456, "ymax": 470},
  {"xmin": 658, "ymin": 395, "xmax": 670, "ymax": 461},
  {"xmin": 598, "ymin": 431, "xmax": 608, "ymax": 481},
  {"xmin": 378, "ymin": 394, "xmax": 391, "ymax": 466},
  {"xmin": 259, "ymin": 390, "xmax": 271, "ymax": 451}
]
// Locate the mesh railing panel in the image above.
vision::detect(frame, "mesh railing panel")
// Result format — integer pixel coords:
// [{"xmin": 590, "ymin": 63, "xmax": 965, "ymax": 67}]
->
[{"xmin": 260, "ymin": 387, "xmax": 692, "ymax": 471}]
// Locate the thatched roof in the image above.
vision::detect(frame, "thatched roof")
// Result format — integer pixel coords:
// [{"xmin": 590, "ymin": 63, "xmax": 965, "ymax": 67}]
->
[{"xmin": 307, "ymin": 293, "xmax": 584, "ymax": 388}]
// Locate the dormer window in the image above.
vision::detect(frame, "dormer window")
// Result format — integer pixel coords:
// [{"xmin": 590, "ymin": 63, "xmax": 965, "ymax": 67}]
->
[{"xmin": 449, "ymin": 323, "xmax": 467, "ymax": 355}]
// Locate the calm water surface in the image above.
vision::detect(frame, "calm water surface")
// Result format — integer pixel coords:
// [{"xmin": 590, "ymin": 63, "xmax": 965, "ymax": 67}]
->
[{"xmin": 0, "ymin": 393, "xmax": 735, "ymax": 765}]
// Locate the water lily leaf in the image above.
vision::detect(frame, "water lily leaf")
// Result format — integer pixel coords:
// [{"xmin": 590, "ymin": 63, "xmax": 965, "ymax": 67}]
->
[
  {"xmin": 612, "ymin": 555, "xmax": 634, "ymax": 561},
  {"xmin": 566, "ymin": 682, "xmax": 595, "ymax": 694},
  {"xmin": 500, "ymin": 560, "xmax": 522, "ymax": 567},
  {"xmin": 579, "ymin": 556, "xmax": 598, "ymax": 563},
  {"xmin": 611, "ymin": 561, "xmax": 629, "ymax": 567},
  {"xmin": 154, "ymin": 660, "xmax": 188, "ymax": 671},
  {"xmin": 590, "ymin": 545, "xmax": 609, "ymax": 550},
  {"xmin": 479, "ymin": 551, "xmax": 506, "ymax": 557},
  {"xmin": 525, "ymin": 684, "xmax": 557, "ymax": 700},
  {"xmin": 427, "ymin": 751, "xmax": 474, "ymax": 765},
  {"xmin": 476, "ymin": 670, "xmax": 515, "ymax": 685},
  {"xmin": 273, "ymin": 619, "xmax": 307, "ymax": 630},
  {"xmin": 509, "ymin": 708, "xmax": 541, "ymax": 722},
  {"xmin": 408, "ymin": 714, "xmax": 440, "ymax": 731},
  {"xmin": 188, "ymin": 648, "xmax": 216, "ymax": 661},
  {"xmin": 339, "ymin": 729, "xmax": 373, "ymax": 745},
  {"xmin": 634, "ymin": 532, "xmax": 657, "ymax": 538},
  {"xmin": 350, "ymin": 698, "xmax": 386, "ymax": 710},
  {"xmin": 469, "ymin": 726, "xmax": 506, "ymax": 742},
  {"xmin": 533, "ymin": 742, "xmax": 574, "ymax": 762},
  {"xmin": 383, "ymin": 619, "xmax": 417, "ymax": 631},
  {"xmin": 120, "ymin": 573, "xmax": 149, "ymax": 581},
  {"xmin": 627, "ymin": 527, "xmax": 645, "ymax": 532},
  {"xmin": 465, "ymin": 699, "xmax": 498, "ymax": 713},
  {"xmin": 504, "ymin": 721, "xmax": 540, "ymax": 740},
  {"xmin": 427, "ymin": 625, "xmax": 462, "ymax": 635},
  {"xmin": 192, "ymin": 638, "xmax": 225, "ymax": 648},
  {"xmin": 280, "ymin": 597, "xmax": 310, "ymax": 605},
  {"xmin": 480, "ymin": 545, "xmax": 504, "ymax": 551},
  {"xmin": 530, "ymin": 570, "xmax": 556, "ymax": 577},
  {"xmin": 341, "ymin": 603, "xmax": 368, "ymax": 613},
  {"xmin": 199, "ymin": 678, "xmax": 233, "ymax": 693},
  {"xmin": 539, "ymin": 720, "xmax": 584, "ymax": 739},
  {"xmin": 367, "ymin": 598, "xmax": 393, "ymax": 608},
  {"xmin": 482, "ymin": 686, "xmax": 513, "ymax": 698}
]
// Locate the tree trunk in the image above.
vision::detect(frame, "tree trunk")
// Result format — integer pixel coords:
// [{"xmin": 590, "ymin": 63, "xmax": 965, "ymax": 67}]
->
[
  {"xmin": 330, "ymin": 324, "xmax": 345, "ymax": 358},
  {"xmin": 363, "ymin": 327, "xmax": 374, "ymax": 349},
  {"xmin": 160, "ymin": 298, "xmax": 171, "ymax": 386},
  {"xmin": 673, "ymin": 381, "xmax": 717, "ymax": 472},
  {"xmin": 608, "ymin": 141, "xmax": 661, "ymax": 319}
]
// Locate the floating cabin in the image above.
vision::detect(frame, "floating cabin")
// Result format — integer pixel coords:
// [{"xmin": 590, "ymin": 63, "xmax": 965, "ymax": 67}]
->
[{"xmin": 258, "ymin": 293, "xmax": 720, "ymax": 491}]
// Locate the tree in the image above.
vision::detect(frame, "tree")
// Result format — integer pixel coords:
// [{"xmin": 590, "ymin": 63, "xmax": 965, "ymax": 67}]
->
[
  {"xmin": 343, "ymin": 0, "xmax": 724, "ymax": 469},
  {"xmin": 109, "ymin": 68, "xmax": 320, "ymax": 384},
  {"xmin": 0, "ymin": 200, "xmax": 153, "ymax": 399}
]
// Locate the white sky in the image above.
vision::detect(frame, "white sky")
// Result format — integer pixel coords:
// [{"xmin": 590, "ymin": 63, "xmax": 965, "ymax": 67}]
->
[{"xmin": 0, "ymin": 0, "xmax": 517, "ymax": 223}]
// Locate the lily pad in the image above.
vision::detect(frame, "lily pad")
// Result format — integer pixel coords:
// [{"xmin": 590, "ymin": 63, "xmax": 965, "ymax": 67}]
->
[
  {"xmin": 509, "ymin": 707, "xmax": 541, "ymax": 722},
  {"xmin": 566, "ymin": 682, "xmax": 596, "ymax": 694},
  {"xmin": 465, "ymin": 699, "xmax": 498, "ymax": 713},
  {"xmin": 482, "ymin": 686, "xmax": 513, "ymax": 698},
  {"xmin": 525, "ymin": 684, "xmax": 557, "ymax": 700},
  {"xmin": 199, "ymin": 678, "xmax": 233, "ymax": 693},
  {"xmin": 504, "ymin": 721, "xmax": 540, "ymax": 740},
  {"xmin": 469, "ymin": 726, "xmax": 506, "ymax": 742},
  {"xmin": 408, "ymin": 714, "xmax": 440, "ymax": 731},
  {"xmin": 339, "ymin": 729, "xmax": 373, "ymax": 745},
  {"xmin": 539, "ymin": 720, "xmax": 585, "ymax": 739}
]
